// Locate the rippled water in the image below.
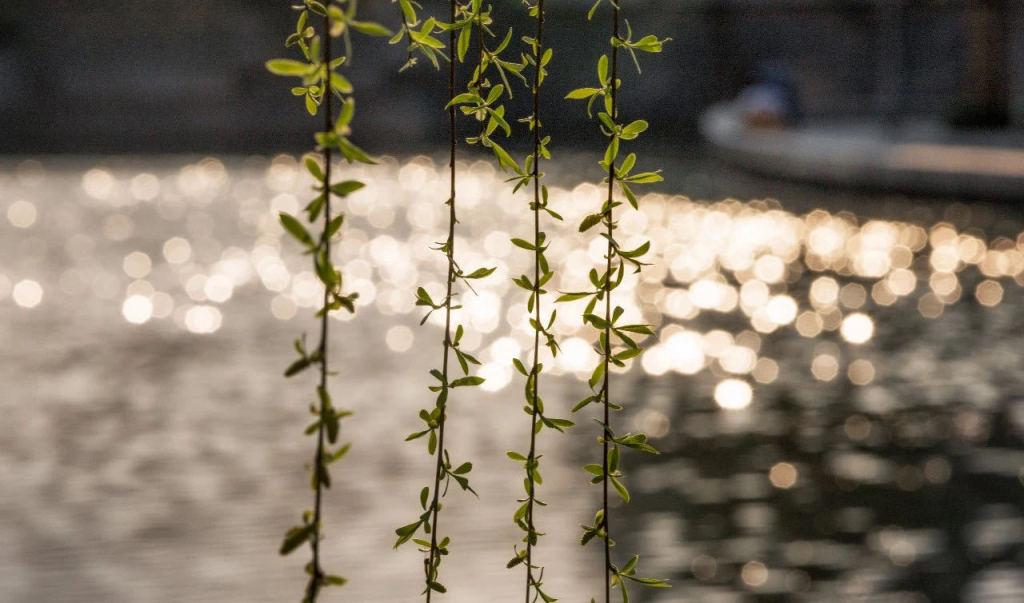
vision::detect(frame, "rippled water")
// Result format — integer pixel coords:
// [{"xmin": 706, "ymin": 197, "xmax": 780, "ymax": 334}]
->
[{"xmin": 0, "ymin": 156, "xmax": 1022, "ymax": 601}]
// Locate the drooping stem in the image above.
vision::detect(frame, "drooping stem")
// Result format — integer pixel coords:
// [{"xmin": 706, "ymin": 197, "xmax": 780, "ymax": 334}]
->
[
  {"xmin": 306, "ymin": 10, "xmax": 335, "ymax": 603},
  {"xmin": 600, "ymin": 3, "xmax": 620, "ymax": 602},
  {"xmin": 563, "ymin": 1, "xmax": 668, "ymax": 598},
  {"xmin": 424, "ymin": 1, "xmax": 459, "ymax": 600},
  {"xmin": 524, "ymin": 2, "xmax": 545, "ymax": 601}
]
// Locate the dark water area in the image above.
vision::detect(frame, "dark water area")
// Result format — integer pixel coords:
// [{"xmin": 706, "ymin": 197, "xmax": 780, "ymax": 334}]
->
[
  {"xmin": 621, "ymin": 268, "xmax": 1024, "ymax": 601},
  {"xmin": 0, "ymin": 154, "xmax": 1022, "ymax": 601}
]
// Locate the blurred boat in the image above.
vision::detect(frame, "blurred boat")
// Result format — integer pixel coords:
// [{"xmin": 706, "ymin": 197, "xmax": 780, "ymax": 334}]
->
[{"xmin": 700, "ymin": 102, "xmax": 1024, "ymax": 201}]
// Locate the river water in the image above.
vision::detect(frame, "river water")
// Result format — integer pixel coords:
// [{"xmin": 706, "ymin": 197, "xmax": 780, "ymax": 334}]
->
[{"xmin": 0, "ymin": 155, "xmax": 1022, "ymax": 602}]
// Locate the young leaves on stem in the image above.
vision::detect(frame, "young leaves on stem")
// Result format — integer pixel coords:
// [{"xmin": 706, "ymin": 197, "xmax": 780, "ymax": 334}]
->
[
  {"xmin": 504, "ymin": 3, "xmax": 566, "ymax": 603},
  {"xmin": 560, "ymin": 1, "xmax": 671, "ymax": 601},
  {"xmin": 392, "ymin": 2, "xmax": 489, "ymax": 600},
  {"xmin": 266, "ymin": 0, "xmax": 384, "ymax": 599}
]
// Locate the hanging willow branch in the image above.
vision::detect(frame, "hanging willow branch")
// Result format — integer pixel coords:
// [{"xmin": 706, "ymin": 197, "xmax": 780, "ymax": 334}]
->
[
  {"xmin": 392, "ymin": 1, "xmax": 495, "ymax": 600},
  {"xmin": 266, "ymin": 1, "xmax": 388, "ymax": 600},
  {"xmin": 562, "ymin": 0, "xmax": 671, "ymax": 601},
  {"xmin": 503, "ymin": 2, "xmax": 570, "ymax": 602}
]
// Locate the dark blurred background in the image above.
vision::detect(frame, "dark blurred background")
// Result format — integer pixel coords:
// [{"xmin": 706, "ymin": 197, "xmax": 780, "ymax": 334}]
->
[{"xmin": 1, "ymin": 0, "xmax": 1022, "ymax": 154}]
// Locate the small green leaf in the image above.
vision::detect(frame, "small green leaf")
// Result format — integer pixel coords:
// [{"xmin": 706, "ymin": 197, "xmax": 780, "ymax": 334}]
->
[
  {"xmin": 266, "ymin": 59, "xmax": 314, "ymax": 76},
  {"xmin": 284, "ymin": 356, "xmax": 311, "ymax": 377},
  {"xmin": 349, "ymin": 20, "xmax": 392, "ymax": 37},
  {"xmin": 611, "ymin": 475, "xmax": 630, "ymax": 503},
  {"xmin": 566, "ymin": 87, "xmax": 602, "ymax": 100},
  {"xmin": 556, "ymin": 292, "xmax": 591, "ymax": 303},
  {"xmin": 620, "ymin": 120, "xmax": 649, "ymax": 140},
  {"xmin": 579, "ymin": 213, "xmax": 604, "ymax": 233},
  {"xmin": 450, "ymin": 376, "xmax": 484, "ymax": 388},
  {"xmin": 329, "ymin": 180, "xmax": 365, "ymax": 197},
  {"xmin": 464, "ymin": 267, "xmax": 496, "ymax": 279},
  {"xmin": 280, "ymin": 212, "xmax": 315, "ymax": 247},
  {"xmin": 304, "ymin": 156, "xmax": 324, "ymax": 180},
  {"xmin": 279, "ymin": 524, "xmax": 314, "ymax": 555}
]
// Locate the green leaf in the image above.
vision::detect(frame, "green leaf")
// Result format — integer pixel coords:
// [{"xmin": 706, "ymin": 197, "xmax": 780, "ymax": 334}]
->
[
  {"xmin": 633, "ymin": 35, "xmax": 668, "ymax": 53},
  {"xmin": 446, "ymin": 92, "xmax": 481, "ymax": 109},
  {"xmin": 338, "ymin": 137, "xmax": 376, "ymax": 165},
  {"xmin": 284, "ymin": 356, "xmax": 311, "ymax": 377},
  {"xmin": 393, "ymin": 520, "xmax": 422, "ymax": 548},
  {"xmin": 556, "ymin": 292, "xmax": 591, "ymax": 303},
  {"xmin": 609, "ymin": 445, "xmax": 620, "ymax": 472},
  {"xmin": 428, "ymin": 582, "xmax": 447, "ymax": 593},
  {"xmin": 398, "ymin": 0, "xmax": 417, "ymax": 26},
  {"xmin": 336, "ymin": 98, "xmax": 356, "ymax": 129},
  {"xmin": 329, "ymin": 72, "xmax": 353, "ymax": 95},
  {"xmin": 619, "ymin": 241, "xmax": 650, "ymax": 259},
  {"xmin": 464, "ymin": 267, "xmax": 496, "ymax": 279},
  {"xmin": 491, "ymin": 142, "xmax": 520, "ymax": 172},
  {"xmin": 325, "ymin": 215, "xmax": 345, "ymax": 239},
  {"xmin": 579, "ymin": 213, "xmax": 604, "ymax": 233},
  {"xmin": 572, "ymin": 395, "xmax": 598, "ymax": 412},
  {"xmin": 615, "ymin": 348, "xmax": 642, "ymax": 361},
  {"xmin": 457, "ymin": 22, "xmax": 471, "ymax": 62},
  {"xmin": 588, "ymin": 362, "xmax": 605, "ymax": 390},
  {"xmin": 617, "ymin": 324, "xmax": 655, "ymax": 336},
  {"xmin": 566, "ymin": 87, "xmax": 601, "ymax": 100},
  {"xmin": 620, "ymin": 120, "xmax": 649, "ymax": 140},
  {"xmin": 279, "ymin": 524, "xmax": 314, "ymax": 555},
  {"xmin": 450, "ymin": 376, "xmax": 484, "ymax": 388},
  {"xmin": 611, "ymin": 475, "xmax": 630, "ymax": 503},
  {"xmin": 618, "ymin": 153, "xmax": 637, "ymax": 176},
  {"xmin": 329, "ymin": 180, "xmax": 365, "ymax": 197},
  {"xmin": 547, "ymin": 417, "xmax": 575, "ymax": 430},
  {"xmin": 597, "ymin": 54, "xmax": 609, "ymax": 84},
  {"xmin": 266, "ymin": 59, "xmax": 314, "ymax": 76},
  {"xmin": 280, "ymin": 213, "xmax": 314, "ymax": 247},
  {"xmin": 626, "ymin": 171, "xmax": 663, "ymax": 184},
  {"xmin": 350, "ymin": 20, "xmax": 392, "ymax": 37},
  {"xmin": 627, "ymin": 576, "xmax": 670, "ymax": 587},
  {"xmin": 410, "ymin": 29, "xmax": 445, "ymax": 49},
  {"xmin": 603, "ymin": 136, "xmax": 620, "ymax": 167},
  {"xmin": 304, "ymin": 156, "xmax": 324, "ymax": 180}
]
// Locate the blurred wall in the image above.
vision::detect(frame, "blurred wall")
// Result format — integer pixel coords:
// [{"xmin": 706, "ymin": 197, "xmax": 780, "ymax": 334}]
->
[{"xmin": 0, "ymin": 0, "xmax": 1020, "ymax": 154}]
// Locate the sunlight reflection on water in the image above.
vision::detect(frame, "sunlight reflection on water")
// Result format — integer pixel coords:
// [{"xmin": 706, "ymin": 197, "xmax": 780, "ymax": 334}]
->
[
  {"xmin": 2, "ymin": 156, "xmax": 1023, "ymax": 601},
  {"xmin": 6, "ymin": 155, "xmax": 1024, "ymax": 409}
]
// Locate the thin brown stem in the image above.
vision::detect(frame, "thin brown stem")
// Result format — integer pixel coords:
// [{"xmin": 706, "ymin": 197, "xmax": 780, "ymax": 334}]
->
[
  {"xmin": 524, "ymin": 2, "xmax": 545, "ymax": 601},
  {"xmin": 306, "ymin": 11, "xmax": 335, "ymax": 603},
  {"xmin": 398, "ymin": 4, "xmax": 414, "ymax": 67},
  {"xmin": 425, "ymin": 1, "xmax": 459, "ymax": 600},
  {"xmin": 601, "ymin": 3, "xmax": 621, "ymax": 603}
]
